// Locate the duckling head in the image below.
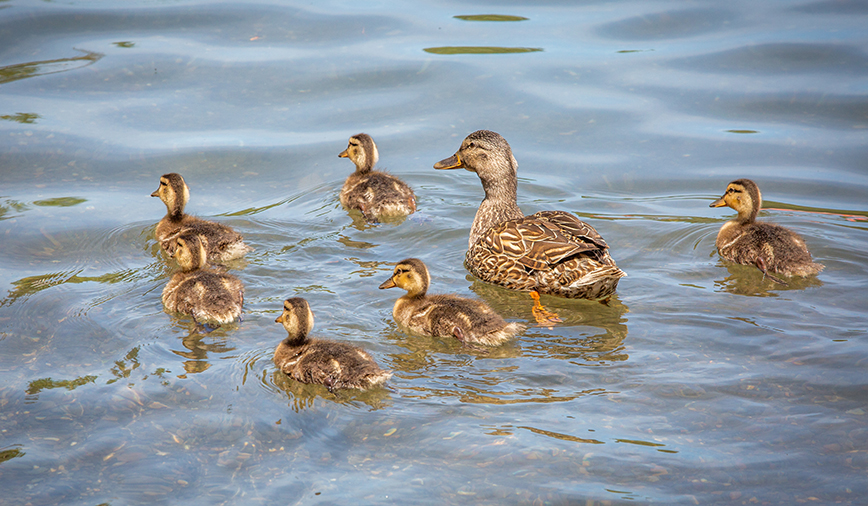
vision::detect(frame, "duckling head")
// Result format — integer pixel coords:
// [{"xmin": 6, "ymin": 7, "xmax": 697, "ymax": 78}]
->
[
  {"xmin": 275, "ymin": 297, "xmax": 314, "ymax": 342},
  {"xmin": 169, "ymin": 233, "xmax": 208, "ymax": 271},
  {"xmin": 710, "ymin": 178, "xmax": 762, "ymax": 223},
  {"xmin": 338, "ymin": 133, "xmax": 379, "ymax": 173},
  {"xmin": 434, "ymin": 130, "xmax": 518, "ymax": 197},
  {"xmin": 151, "ymin": 173, "xmax": 190, "ymax": 219},
  {"xmin": 378, "ymin": 258, "xmax": 430, "ymax": 297}
]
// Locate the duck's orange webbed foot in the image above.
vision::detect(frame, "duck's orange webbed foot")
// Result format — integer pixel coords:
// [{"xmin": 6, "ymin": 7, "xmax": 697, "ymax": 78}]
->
[{"xmin": 530, "ymin": 290, "xmax": 562, "ymax": 328}]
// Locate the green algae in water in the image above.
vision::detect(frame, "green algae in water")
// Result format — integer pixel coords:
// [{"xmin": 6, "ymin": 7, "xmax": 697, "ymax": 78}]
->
[
  {"xmin": 0, "ymin": 446, "xmax": 26, "ymax": 465},
  {"xmin": 0, "ymin": 113, "xmax": 40, "ymax": 124},
  {"xmin": 0, "ymin": 51, "xmax": 102, "ymax": 85},
  {"xmin": 32, "ymin": 196, "xmax": 87, "ymax": 207},
  {"xmin": 453, "ymin": 15, "xmax": 529, "ymax": 22},
  {"xmin": 26, "ymin": 375, "xmax": 98, "ymax": 395},
  {"xmin": 424, "ymin": 46, "xmax": 542, "ymax": 55}
]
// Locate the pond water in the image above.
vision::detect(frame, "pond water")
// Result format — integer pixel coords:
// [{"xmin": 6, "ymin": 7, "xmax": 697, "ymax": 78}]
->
[{"xmin": 1, "ymin": 0, "xmax": 867, "ymax": 504}]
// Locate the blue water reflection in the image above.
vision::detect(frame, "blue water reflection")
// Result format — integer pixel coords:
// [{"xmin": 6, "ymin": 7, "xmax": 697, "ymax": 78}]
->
[{"xmin": 1, "ymin": 0, "xmax": 867, "ymax": 504}]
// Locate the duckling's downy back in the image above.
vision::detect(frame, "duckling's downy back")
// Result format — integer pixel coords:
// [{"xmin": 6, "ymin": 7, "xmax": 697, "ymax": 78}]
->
[
  {"xmin": 273, "ymin": 298, "xmax": 390, "ymax": 391},
  {"xmin": 711, "ymin": 179, "xmax": 823, "ymax": 278}
]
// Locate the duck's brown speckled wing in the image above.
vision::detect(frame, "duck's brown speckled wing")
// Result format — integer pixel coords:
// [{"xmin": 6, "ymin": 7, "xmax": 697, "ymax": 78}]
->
[
  {"xmin": 532, "ymin": 211, "xmax": 609, "ymax": 250},
  {"xmin": 466, "ymin": 211, "xmax": 625, "ymax": 299},
  {"xmin": 477, "ymin": 211, "xmax": 607, "ymax": 270}
]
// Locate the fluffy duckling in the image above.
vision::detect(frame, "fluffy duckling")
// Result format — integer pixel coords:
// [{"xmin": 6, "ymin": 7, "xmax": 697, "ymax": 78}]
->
[
  {"xmin": 434, "ymin": 130, "xmax": 625, "ymax": 322},
  {"xmin": 710, "ymin": 178, "xmax": 823, "ymax": 281},
  {"xmin": 152, "ymin": 173, "xmax": 251, "ymax": 262},
  {"xmin": 161, "ymin": 233, "xmax": 244, "ymax": 325},
  {"xmin": 273, "ymin": 297, "xmax": 391, "ymax": 391},
  {"xmin": 379, "ymin": 258, "xmax": 524, "ymax": 346},
  {"xmin": 339, "ymin": 133, "xmax": 416, "ymax": 221}
]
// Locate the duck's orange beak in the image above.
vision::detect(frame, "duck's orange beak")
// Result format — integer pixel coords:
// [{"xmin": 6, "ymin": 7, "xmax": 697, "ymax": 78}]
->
[
  {"xmin": 434, "ymin": 153, "xmax": 463, "ymax": 170},
  {"xmin": 378, "ymin": 277, "xmax": 397, "ymax": 289}
]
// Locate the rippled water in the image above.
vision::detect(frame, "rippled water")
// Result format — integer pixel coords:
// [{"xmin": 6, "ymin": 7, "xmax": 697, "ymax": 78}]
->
[{"xmin": 1, "ymin": 0, "xmax": 867, "ymax": 504}]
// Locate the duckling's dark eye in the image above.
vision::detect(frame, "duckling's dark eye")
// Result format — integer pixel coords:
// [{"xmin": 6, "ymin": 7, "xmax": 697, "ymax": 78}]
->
[
  {"xmin": 161, "ymin": 181, "xmax": 167, "ymax": 186},
  {"xmin": 468, "ymin": 142, "xmax": 476, "ymax": 149}
]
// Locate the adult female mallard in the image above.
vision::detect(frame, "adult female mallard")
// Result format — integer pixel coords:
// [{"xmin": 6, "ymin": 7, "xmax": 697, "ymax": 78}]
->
[
  {"xmin": 161, "ymin": 233, "xmax": 244, "ymax": 326},
  {"xmin": 339, "ymin": 133, "xmax": 416, "ymax": 221},
  {"xmin": 379, "ymin": 258, "xmax": 524, "ymax": 346},
  {"xmin": 434, "ymin": 130, "xmax": 625, "ymax": 321},
  {"xmin": 710, "ymin": 178, "xmax": 823, "ymax": 283},
  {"xmin": 151, "ymin": 173, "xmax": 251, "ymax": 262},
  {"xmin": 273, "ymin": 297, "xmax": 391, "ymax": 391}
]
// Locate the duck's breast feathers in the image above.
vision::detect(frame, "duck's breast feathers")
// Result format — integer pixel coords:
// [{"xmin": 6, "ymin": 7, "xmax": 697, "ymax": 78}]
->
[{"xmin": 479, "ymin": 211, "xmax": 609, "ymax": 270}]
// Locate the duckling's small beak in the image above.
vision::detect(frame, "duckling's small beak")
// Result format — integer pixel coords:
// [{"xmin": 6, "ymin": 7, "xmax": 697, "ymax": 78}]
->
[
  {"xmin": 275, "ymin": 314, "xmax": 285, "ymax": 324},
  {"xmin": 150, "ymin": 188, "xmax": 160, "ymax": 197},
  {"xmin": 434, "ymin": 153, "xmax": 463, "ymax": 170},
  {"xmin": 709, "ymin": 196, "xmax": 726, "ymax": 208},
  {"xmin": 338, "ymin": 149, "xmax": 349, "ymax": 158},
  {"xmin": 378, "ymin": 277, "xmax": 397, "ymax": 289}
]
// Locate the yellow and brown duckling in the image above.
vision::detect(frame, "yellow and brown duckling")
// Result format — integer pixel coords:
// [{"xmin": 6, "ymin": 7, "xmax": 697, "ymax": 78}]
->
[
  {"xmin": 379, "ymin": 258, "xmax": 524, "ymax": 346},
  {"xmin": 273, "ymin": 297, "xmax": 391, "ymax": 391},
  {"xmin": 434, "ymin": 130, "xmax": 625, "ymax": 322},
  {"xmin": 339, "ymin": 133, "xmax": 416, "ymax": 221},
  {"xmin": 152, "ymin": 173, "xmax": 252, "ymax": 262},
  {"xmin": 161, "ymin": 233, "xmax": 244, "ymax": 325},
  {"xmin": 710, "ymin": 178, "xmax": 823, "ymax": 282}
]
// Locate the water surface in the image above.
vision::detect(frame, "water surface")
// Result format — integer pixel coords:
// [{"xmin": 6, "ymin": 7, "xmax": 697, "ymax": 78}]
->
[{"xmin": 1, "ymin": 0, "xmax": 867, "ymax": 504}]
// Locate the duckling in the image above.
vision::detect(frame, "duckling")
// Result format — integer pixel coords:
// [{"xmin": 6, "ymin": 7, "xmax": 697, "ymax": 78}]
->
[
  {"xmin": 273, "ymin": 297, "xmax": 391, "ymax": 391},
  {"xmin": 710, "ymin": 178, "xmax": 823, "ymax": 282},
  {"xmin": 379, "ymin": 258, "xmax": 524, "ymax": 346},
  {"xmin": 434, "ymin": 130, "xmax": 625, "ymax": 322},
  {"xmin": 161, "ymin": 233, "xmax": 244, "ymax": 325},
  {"xmin": 339, "ymin": 133, "xmax": 416, "ymax": 221},
  {"xmin": 152, "ymin": 173, "xmax": 251, "ymax": 262}
]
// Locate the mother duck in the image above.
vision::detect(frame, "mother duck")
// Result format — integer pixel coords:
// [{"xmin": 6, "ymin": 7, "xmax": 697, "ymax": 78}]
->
[{"xmin": 434, "ymin": 130, "xmax": 625, "ymax": 315}]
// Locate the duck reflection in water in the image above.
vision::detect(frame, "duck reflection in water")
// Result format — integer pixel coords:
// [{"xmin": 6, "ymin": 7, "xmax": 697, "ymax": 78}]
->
[
  {"xmin": 269, "ymin": 369, "xmax": 392, "ymax": 412},
  {"xmin": 173, "ymin": 330, "xmax": 236, "ymax": 376},
  {"xmin": 714, "ymin": 262, "xmax": 822, "ymax": 297}
]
